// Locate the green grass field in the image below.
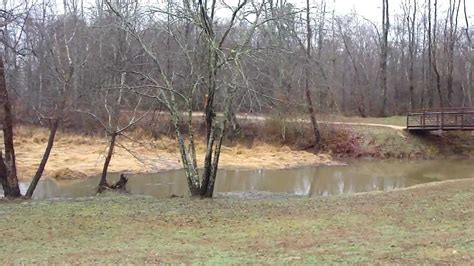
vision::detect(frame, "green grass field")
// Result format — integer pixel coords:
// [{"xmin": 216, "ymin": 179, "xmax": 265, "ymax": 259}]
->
[{"xmin": 1, "ymin": 178, "xmax": 473, "ymax": 264}]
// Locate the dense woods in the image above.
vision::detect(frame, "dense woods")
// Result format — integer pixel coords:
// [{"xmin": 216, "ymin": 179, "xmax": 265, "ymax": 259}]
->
[{"xmin": 0, "ymin": 0, "xmax": 473, "ymax": 197}]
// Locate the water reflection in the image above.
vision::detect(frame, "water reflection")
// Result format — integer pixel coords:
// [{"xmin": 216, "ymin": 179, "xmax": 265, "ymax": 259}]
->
[{"xmin": 3, "ymin": 159, "xmax": 474, "ymax": 199}]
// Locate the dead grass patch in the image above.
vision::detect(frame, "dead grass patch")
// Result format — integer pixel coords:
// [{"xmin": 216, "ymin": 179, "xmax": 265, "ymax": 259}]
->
[
  {"xmin": 9, "ymin": 124, "xmax": 333, "ymax": 181},
  {"xmin": 6, "ymin": 113, "xmax": 474, "ymax": 181},
  {"xmin": 51, "ymin": 168, "xmax": 88, "ymax": 180}
]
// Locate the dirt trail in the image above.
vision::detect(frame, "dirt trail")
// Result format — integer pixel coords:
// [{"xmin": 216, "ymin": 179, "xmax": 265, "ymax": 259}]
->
[
  {"xmin": 320, "ymin": 121, "xmax": 405, "ymax": 130},
  {"xmin": 134, "ymin": 111, "xmax": 406, "ymax": 130},
  {"xmin": 233, "ymin": 113, "xmax": 406, "ymax": 130}
]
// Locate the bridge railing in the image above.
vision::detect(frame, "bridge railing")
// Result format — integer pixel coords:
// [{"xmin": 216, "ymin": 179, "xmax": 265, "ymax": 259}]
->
[{"xmin": 407, "ymin": 107, "xmax": 474, "ymax": 130}]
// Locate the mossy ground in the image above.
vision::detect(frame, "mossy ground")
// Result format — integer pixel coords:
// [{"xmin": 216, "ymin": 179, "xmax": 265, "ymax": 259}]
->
[{"xmin": 1, "ymin": 179, "xmax": 473, "ymax": 264}]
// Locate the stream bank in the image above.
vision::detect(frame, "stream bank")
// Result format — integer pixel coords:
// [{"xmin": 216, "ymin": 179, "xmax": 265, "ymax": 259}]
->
[{"xmin": 8, "ymin": 116, "xmax": 474, "ymax": 181}]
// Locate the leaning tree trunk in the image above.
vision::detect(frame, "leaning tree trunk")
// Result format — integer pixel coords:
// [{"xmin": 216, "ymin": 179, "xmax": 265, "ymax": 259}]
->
[
  {"xmin": 98, "ymin": 133, "xmax": 117, "ymax": 191},
  {"xmin": 25, "ymin": 118, "xmax": 60, "ymax": 198},
  {"xmin": 0, "ymin": 54, "xmax": 20, "ymax": 198}
]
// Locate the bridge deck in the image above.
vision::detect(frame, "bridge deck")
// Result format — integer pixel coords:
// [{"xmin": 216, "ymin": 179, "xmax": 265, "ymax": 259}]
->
[{"xmin": 407, "ymin": 108, "xmax": 474, "ymax": 131}]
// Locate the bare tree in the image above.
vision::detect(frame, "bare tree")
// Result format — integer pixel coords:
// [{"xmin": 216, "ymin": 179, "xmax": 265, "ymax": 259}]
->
[
  {"xmin": 432, "ymin": 0, "xmax": 443, "ymax": 107},
  {"xmin": 463, "ymin": 0, "xmax": 473, "ymax": 106},
  {"xmin": 105, "ymin": 0, "xmax": 266, "ymax": 197},
  {"xmin": 405, "ymin": 0, "xmax": 418, "ymax": 110},
  {"xmin": 304, "ymin": 0, "xmax": 321, "ymax": 147},
  {"xmin": 0, "ymin": 4, "xmax": 25, "ymax": 198},
  {"xmin": 445, "ymin": 0, "xmax": 462, "ymax": 106},
  {"xmin": 0, "ymin": 49, "xmax": 20, "ymax": 198},
  {"xmin": 25, "ymin": 0, "xmax": 78, "ymax": 198},
  {"xmin": 380, "ymin": 0, "xmax": 389, "ymax": 115},
  {"xmin": 0, "ymin": 0, "xmax": 84, "ymax": 198}
]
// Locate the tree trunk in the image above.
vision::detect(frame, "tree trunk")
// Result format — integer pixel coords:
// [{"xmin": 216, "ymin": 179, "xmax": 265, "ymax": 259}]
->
[
  {"xmin": 408, "ymin": 0, "xmax": 417, "ymax": 110},
  {"xmin": 464, "ymin": 0, "xmax": 473, "ymax": 106},
  {"xmin": 434, "ymin": 68, "xmax": 443, "ymax": 107},
  {"xmin": 226, "ymin": 107, "xmax": 241, "ymax": 140},
  {"xmin": 432, "ymin": 0, "xmax": 444, "ymax": 108},
  {"xmin": 409, "ymin": 73, "xmax": 415, "ymax": 110},
  {"xmin": 202, "ymin": 123, "xmax": 225, "ymax": 198},
  {"xmin": 0, "ymin": 54, "xmax": 20, "ymax": 198},
  {"xmin": 338, "ymin": 23, "xmax": 366, "ymax": 117},
  {"xmin": 468, "ymin": 58, "xmax": 474, "ymax": 107},
  {"xmin": 24, "ymin": 119, "xmax": 60, "ymax": 198},
  {"xmin": 200, "ymin": 125, "xmax": 215, "ymax": 197},
  {"xmin": 446, "ymin": 0, "xmax": 461, "ymax": 106},
  {"xmin": 98, "ymin": 133, "xmax": 117, "ymax": 190},
  {"xmin": 305, "ymin": 0, "xmax": 321, "ymax": 147},
  {"xmin": 0, "ymin": 152, "xmax": 9, "ymax": 195},
  {"xmin": 380, "ymin": 0, "xmax": 389, "ymax": 116}
]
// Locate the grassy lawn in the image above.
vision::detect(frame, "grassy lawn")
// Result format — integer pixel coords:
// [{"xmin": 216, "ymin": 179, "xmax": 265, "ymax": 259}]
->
[
  {"xmin": 351, "ymin": 125, "xmax": 436, "ymax": 158},
  {"xmin": 320, "ymin": 118, "xmax": 474, "ymax": 158},
  {"xmin": 0, "ymin": 179, "xmax": 473, "ymax": 263}
]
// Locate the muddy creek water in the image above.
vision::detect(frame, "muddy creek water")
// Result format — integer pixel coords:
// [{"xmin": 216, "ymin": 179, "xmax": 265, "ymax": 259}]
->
[{"xmin": 11, "ymin": 159, "xmax": 474, "ymax": 199}]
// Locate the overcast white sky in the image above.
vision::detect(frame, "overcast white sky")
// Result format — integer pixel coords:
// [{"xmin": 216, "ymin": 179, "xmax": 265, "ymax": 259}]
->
[
  {"xmin": 220, "ymin": 0, "xmax": 474, "ymax": 24},
  {"xmin": 329, "ymin": 0, "xmax": 474, "ymax": 22},
  {"xmin": 53, "ymin": 0, "xmax": 474, "ymax": 24}
]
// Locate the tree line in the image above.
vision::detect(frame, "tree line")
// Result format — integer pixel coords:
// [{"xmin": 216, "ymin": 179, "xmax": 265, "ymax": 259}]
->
[{"xmin": 0, "ymin": 0, "xmax": 473, "ymax": 198}]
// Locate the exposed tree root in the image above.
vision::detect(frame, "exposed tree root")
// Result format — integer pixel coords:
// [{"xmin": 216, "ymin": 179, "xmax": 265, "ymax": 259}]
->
[{"xmin": 97, "ymin": 174, "xmax": 128, "ymax": 194}]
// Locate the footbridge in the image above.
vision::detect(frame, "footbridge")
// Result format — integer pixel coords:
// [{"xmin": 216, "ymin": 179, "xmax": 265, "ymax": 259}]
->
[{"xmin": 407, "ymin": 107, "xmax": 474, "ymax": 131}]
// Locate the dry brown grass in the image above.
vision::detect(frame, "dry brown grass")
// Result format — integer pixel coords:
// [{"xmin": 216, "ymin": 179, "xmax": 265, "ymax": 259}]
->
[
  {"xmin": 50, "ymin": 168, "xmax": 88, "ymax": 180},
  {"xmin": 10, "ymin": 113, "xmax": 468, "ymax": 180},
  {"xmin": 10, "ymin": 125, "xmax": 333, "ymax": 181}
]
